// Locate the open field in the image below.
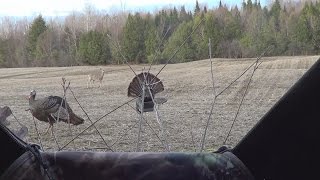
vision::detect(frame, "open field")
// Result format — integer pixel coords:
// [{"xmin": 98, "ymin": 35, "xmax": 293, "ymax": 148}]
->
[{"xmin": 1, "ymin": 55, "xmax": 319, "ymax": 152}]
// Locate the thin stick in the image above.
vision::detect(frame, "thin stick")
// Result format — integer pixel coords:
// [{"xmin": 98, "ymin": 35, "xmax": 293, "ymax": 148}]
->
[
  {"xmin": 146, "ymin": 86, "xmax": 170, "ymax": 151},
  {"xmin": 190, "ymin": 122, "xmax": 197, "ymax": 152},
  {"xmin": 200, "ymin": 101, "xmax": 216, "ymax": 152},
  {"xmin": 146, "ymin": 26, "xmax": 171, "ymax": 71},
  {"xmin": 145, "ymin": 26, "xmax": 171, "ymax": 80},
  {"xmin": 221, "ymin": 46, "xmax": 273, "ymax": 145},
  {"xmin": 60, "ymin": 77, "xmax": 76, "ymax": 150},
  {"xmin": 32, "ymin": 116, "xmax": 44, "ymax": 150},
  {"xmin": 107, "ymin": 102, "xmax": 169, "ymax": 151},
  {"xmin": 11, "ymin": 113, "xmax": 28, "ymax": 142},
  {"xmin": 200, "ymin": 38, "xmax": 217, "ymax": 152},
  {"xmin": 11, "ymin": 113, "xmax": 24, "ymax": 127},
  {"xmin": 110, "ymin": 119, "xmax": 140, "ymax": 148},
  {"xmin": 51, "ymin": 125, "xmax": 61, "ymax": 150},
  {"xmin": 154, "ymin": 18, "xmax": 205, "ymax": 79},
  {"xmin": 68, "ymin": 86, "xmax": 113, "ymax": 152},
  {"xmin": 60, "ymin": 98, "xmax": 136, "ymax": 150},
  {"xmin": 106, "ymin": 34, "xmax": 144, "ymax": 95},
  {"xmin": 216, "ymin": 46, "xmax": 272, "ymax": 98},
  {"xmin": 127, "ymin": 103, "xmax": 169, "ymax": 151},
  {"xmin": 56, "ymin": 78, "xmax": 69, "ymax": 125},
  {"xmin": 209, "ymin": 38, "xmax": 217, "ymax": 97},
  {"xmin": 106, "ymin": 34, "xmax": 138, "ymax": 77},
  {"xmin": 136, "ymin": 84, "xmax": 145, "ymax": 152},
  {"xmin": 223, "ymin": 56, "xmax": 261, "ymax": 145},
  {"xmin": 146, "ymin": 87, "xmax": 162, "ymax": 127}
]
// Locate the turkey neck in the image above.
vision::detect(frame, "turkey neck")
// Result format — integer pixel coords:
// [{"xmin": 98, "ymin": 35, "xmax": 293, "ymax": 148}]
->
[{"xmin": 28, "ymin": 94, "xmax": 36, "ymax": 106}]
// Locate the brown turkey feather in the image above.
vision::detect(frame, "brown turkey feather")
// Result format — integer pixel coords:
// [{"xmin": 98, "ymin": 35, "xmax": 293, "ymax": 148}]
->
[
  {"xmin": 29, "ymin": 90, "xmax": 84, "ymax": 126},
  {"xmin": 128, "ymin": 72, "xmax": 164, "ymax": 98},
  {"xmin": 58, "ymin": 112, "xmax": 84, "ymax": 125}
]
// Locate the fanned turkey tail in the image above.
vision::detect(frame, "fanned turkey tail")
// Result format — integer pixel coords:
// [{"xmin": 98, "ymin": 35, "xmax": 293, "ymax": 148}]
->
[{"xmin": 128, "ymin": 72, "xmax": 164, "ymax": 98}]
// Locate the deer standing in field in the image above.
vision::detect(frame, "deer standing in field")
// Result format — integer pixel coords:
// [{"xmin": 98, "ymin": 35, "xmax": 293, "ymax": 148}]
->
[{"xmin": 87, "ymin": 68, "xmax": 105, "ymax": 88}]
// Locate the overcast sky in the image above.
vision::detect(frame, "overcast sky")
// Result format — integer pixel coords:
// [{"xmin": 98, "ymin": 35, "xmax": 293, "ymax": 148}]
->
[{"xmin": 0, "ymin": 0, "xmax": 268, "ymax": 17}]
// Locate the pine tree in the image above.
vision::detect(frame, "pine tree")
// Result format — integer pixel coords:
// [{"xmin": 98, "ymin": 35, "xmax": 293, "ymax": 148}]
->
[
  {"xmin": 247, "ymin": 0, "xmax": 253, "ymax": 11},
  {"xmin": 26, "ymin": 15, "xmax": 47, "ymax": 63},
  {"xmin": 144, "ymin": 15, "xmax": 160, "ymax": 63},
  {"xmin": 242, "ymin": 0, "xmax": 247, "ymax": 9},
  {"xmin": 122, "ymin": 13, "xmax": 146, "ymax": 63},
  {"xmin": 163, "ymin": 21, "xmax": 196, "ymax": 63},
  {"xmin": 194, "ymin": 0, "xmax": 201, "ymax": 15},
  {"xmin": 78, "ymin": 31, "xmax": 112, "ymax": 65},
  {"xmin": 179, "ymin": 6, "xmax": 191, "ymax": 22},
  {"xmin": 269, "ymin": 0, "xmax": 281, "ymax": 32},
  {"xmin": 0, "ymin": 39, "xmax": 7, "ymax": 67}
]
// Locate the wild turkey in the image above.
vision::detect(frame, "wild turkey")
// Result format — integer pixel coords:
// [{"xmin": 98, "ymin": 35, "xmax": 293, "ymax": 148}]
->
[
  {"xmin": 128, "ymin": 72, "xmax": 165, "ymax": 112},
  {"xmin": 28, "ymin": 90, "xmax": 84, "ymax": 134}
]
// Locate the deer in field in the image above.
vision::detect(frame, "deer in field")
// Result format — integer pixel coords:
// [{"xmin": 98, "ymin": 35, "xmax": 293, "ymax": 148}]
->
[{"xmin": 87, "ymin": 68, "xmax": 105, "ymax": 88}]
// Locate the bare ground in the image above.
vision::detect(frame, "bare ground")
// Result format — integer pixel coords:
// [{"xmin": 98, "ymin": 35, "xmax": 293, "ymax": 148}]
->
[{"xmin": 1, "ymin": 56, "xmax": 319, "ymax": 152}]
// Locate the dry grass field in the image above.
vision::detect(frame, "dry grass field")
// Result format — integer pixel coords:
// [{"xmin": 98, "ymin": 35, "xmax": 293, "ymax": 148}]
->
[{"xmin": 1, "ymin": 55, "xmax": 319, "ymax": 152}]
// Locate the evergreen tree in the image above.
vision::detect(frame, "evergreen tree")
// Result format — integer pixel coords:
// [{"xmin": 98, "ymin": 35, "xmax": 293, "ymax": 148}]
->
[
  {"xmin": 170, "ymin": 8, "xmax": 180, "ymax": 28},
  {"xmin": 247, "ymin": 0, "xmax": 253, "ymax": 11},
  {"xmin": 122, "ymin": 13, "xmax": 146, "ymax": 63},
  {"xmin": 194, "ymin": 0, "xmax": 201, "ymax": 15},
  {"xmin": 242, "ymin": 0, "xmax": 247, "ymax": 9},
  {"xmin": 0, "ymin": 39, "xmax": 7, "ymax": 67},
  {"xmin": 270, "ymin": 0, "xmax": 281, "ymax": 17},
  {"xmin": 292, "ymin": 3, "xmax": 320, "ymax": 54},
  {"xmin": 240, "ymin": 4, "xmax": 269, "ymax": 57},
  {"xmin": 26, "ymin": 15, "xmax": 47, "ymax": 63},
  {"xmin": 35, "ymin": 28, "xmax": 58, "ymax": 66},
  {"xmin": 269, "ymin": 0, "xmax": 281, "ymax": 32},
  {"xmin": 204, "ymin": 6, "xmax": 208, "ymax": 13},
  {"xmin": 78, "ymin": 30, "xmax": 112, "ymax": 65},
  {"xmin": 144, "ymin": 14, "xmax": 161, "ymax": 63},
  {"xmin": 163, "ymin": 21, "xmax": 196, "ymax": 63},
  {"xmin": 192, "ymin": 14, "xmax": 207, "ymax": 60},
  {"xmin": 2, "ymin": 0, "xmax": 320, "ymax": 68},
  {"xmin": 179, "ymin": 6, "xmax": 192, "ymax": 22}
]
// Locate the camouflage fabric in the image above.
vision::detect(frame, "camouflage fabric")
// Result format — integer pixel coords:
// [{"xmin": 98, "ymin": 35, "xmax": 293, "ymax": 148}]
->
[
  {"xmin": 1, "ymin": 150, "xmax": 253, "ymax": 180},
  {"xmin": 0, "ymin": 106, "xmax": 12, "ymax": 126}
]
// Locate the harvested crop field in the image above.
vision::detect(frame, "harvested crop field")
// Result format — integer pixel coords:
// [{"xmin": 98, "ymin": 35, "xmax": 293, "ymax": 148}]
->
[{"xmin": 1, "ymin": 56, "xmax": 319, "ymax": 152}]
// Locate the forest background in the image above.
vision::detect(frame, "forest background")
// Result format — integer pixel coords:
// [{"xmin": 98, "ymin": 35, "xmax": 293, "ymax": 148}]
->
[{"xmin": 0, "ymin": 0, "xmax": 319, "ymax": 67}]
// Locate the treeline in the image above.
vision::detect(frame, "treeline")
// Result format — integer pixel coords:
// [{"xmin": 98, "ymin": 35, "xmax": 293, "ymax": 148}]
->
[{"xmin": 0, "ymin": 0, "xmax": 320, "ymax": 67}]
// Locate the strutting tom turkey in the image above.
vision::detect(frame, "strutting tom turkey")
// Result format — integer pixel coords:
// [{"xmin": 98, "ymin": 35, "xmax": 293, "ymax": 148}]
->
[{"xmin": 128, "ymin": 72, "xmax": 165, "ymax": 112}]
